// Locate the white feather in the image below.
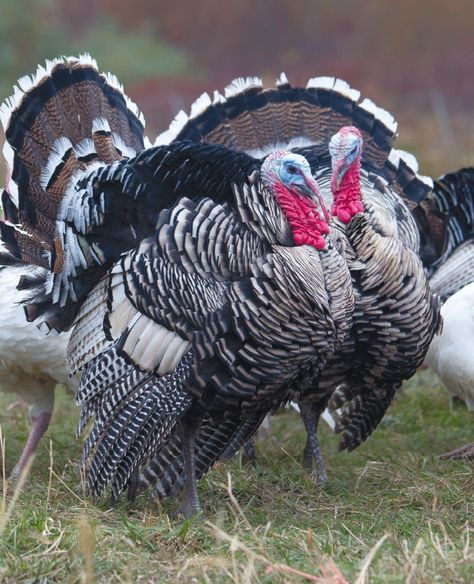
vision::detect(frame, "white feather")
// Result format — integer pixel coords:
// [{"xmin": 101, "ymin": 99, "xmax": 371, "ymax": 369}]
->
[
  {"xmin": 307, "ymin": 76, "xmax": 335, "ymax": 90},
  {"xmin": 224, "ymin": 76, "xmax": 263, "ymax": 98},
  {"xmin": 111, "ymin": 132, "xmax": 137, "ymax": 159},
  {"xmin": 426, "ymin": 283, "xmax": 474, "ymax": 411},
  {"xmin": 0, "ymin": 261, "xmax": 77, "ymax": 408},
  {"xmin": 212, "ymin": 90, "xmax": 226, "ymax": 104},
  {"xmin": 154, "ymin": 110, "xmax": 189, "ymax": 146},
  {"xmin": 190, "ymin": 92, "xmax": 212, "ymax": 119},
  {"xmin": 332, "ymin": 78, "xmax": 361, "ymax": 102},
  {"xmin": 104, "ymin": 71, "xmax": 145, "ymax": 127},
  {"xmin": 388, "ymin": 148, "xmax": 433, "ymax": 189},
  {"xmin": 276, "ymin": 72, "xmax": 289, "ymax": 87},
  {"xmin": 92, "ymin": 117, "xmax": 111, "ymax": 134},
  {"xmin": 359, "ymin": 98, "xmax": 397, "ymax": 133},
  {"xmin": 40, "ymin": 137, "xmax": 74, "ymax": 190}
]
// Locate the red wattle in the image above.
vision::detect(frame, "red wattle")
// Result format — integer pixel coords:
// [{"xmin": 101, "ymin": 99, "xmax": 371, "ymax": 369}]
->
[
  {"xmin": 332, "ymin": 160, "xmax": 364, "ymax": 224},
  {"xmin": 274, "ymin": 183, "xmax": 330, "ymax": 250}
]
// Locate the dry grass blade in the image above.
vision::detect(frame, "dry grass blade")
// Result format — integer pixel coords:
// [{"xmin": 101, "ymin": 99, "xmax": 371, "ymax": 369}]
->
[
  {"xmin": 354, "ymin": 534, "xmax": 389, "ymax": 584},
  {"xmin": 78, "ymin": 515, "xmax": 95, "ymax": 584},
  {"xmin": 0, "ymin": 454, "xmax": 34, "ymax": 538}
]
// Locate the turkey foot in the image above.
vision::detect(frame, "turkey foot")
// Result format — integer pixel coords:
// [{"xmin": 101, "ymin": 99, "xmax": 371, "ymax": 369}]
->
[{"xmin": 440, "ymin": 442, "xmax": 474, "ymax": 460}]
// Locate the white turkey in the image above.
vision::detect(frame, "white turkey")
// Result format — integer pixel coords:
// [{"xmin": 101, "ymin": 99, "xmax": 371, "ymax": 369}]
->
[
  {"xmin": 425, "ymin": 282, "xmax": 474, "ymax": 458},
  {"xmin": 0, "ymin": 255, "xmax": 75, "ymax": 478},
  {"xmin": 136, "ymin": 75, "xmax": 440, "ymax": 498},
  {"xmin": 0, "ymin": 56, "xmax": 355, "ymax": 516}
]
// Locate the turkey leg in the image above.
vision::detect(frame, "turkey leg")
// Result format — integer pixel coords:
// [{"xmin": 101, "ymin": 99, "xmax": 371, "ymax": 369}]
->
[
  {"xmin": 10, "ymin": 411, "xmax": 52, "ymax": 479},
  {"xmin": 300, "ymin": 402, "xmax": 327, "ymax": 484},
  {"xmin": 440, "ymin": 442, "xmax": 474, "ymax": 460}
]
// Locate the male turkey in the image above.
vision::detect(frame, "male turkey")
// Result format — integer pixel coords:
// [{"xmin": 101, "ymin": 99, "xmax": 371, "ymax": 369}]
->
[
  {"xmin": 0, "ymin": 255, "xmax": 76, "ymax": 478},
  {"xmin": 0, "ymin": 57, "xmax": 354, "ymax": 516},
  {"xmin": 136, "ymin": 75, "xmax": 440, "ymax": 497}
]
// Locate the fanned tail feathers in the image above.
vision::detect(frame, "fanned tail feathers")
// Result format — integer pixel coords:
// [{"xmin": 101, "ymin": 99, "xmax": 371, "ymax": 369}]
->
[
  {"xmin": 0, "ymin": 55, "xmax": 146, "ymax": 329},
  {"xmin": 156, "ymin": 73, "xmax": 432, "ymax": 207}
]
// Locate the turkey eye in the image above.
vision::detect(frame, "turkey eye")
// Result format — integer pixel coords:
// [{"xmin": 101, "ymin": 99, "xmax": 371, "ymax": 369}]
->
[{"xmin": 287, "ymin": 164, "xmax": 297, "ymax": 174}]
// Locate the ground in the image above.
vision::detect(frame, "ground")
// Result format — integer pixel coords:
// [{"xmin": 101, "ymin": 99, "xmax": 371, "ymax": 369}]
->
[{"xmin": 0, "ymin": 369, "xmax": 473, "ymax": 583}]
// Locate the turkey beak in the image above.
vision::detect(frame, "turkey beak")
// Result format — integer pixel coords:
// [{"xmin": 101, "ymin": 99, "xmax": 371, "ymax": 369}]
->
[
  {"xmin": 300, "ymin": 174, "xmax": 330, "ymax": 223},
  {"xmin": 332, "ymin": 159, "xmax": 349, "ymax": 192},
  {"xmin": 293, "ymin": 173, "xmax": 318, "ymax": 201}
]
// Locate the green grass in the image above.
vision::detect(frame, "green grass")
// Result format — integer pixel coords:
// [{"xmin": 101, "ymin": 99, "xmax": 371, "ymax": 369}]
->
[{"xmin": 1, "ymin": 370, "xmax": 473, "ymax": 583}]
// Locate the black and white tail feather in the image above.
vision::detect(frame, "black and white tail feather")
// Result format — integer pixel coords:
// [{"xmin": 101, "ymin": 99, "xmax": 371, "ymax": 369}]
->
[
  {"xmin": 80, "ymin": 347, "xmax": 194, "ymax": 500},
  {"xmin": 0, "ymin": 54, "xmax": 149, "ymax": 331},
  {"xmin": 414, "ymin": 167, "xmax": 474, "ymax": 300}
]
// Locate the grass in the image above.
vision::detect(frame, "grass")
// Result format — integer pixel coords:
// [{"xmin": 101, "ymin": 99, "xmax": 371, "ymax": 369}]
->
[{"xmin": 0, "ymin": 370, "xmax": 473, "ymax": 583}]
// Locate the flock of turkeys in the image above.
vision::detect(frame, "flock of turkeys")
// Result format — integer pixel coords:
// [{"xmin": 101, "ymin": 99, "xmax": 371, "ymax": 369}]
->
[{"xmin": 0, "ymin": 56, "xmax": 472, "ymax": 517}]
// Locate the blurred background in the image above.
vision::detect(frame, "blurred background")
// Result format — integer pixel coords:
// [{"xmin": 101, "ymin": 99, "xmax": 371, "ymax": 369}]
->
[{"xmin": 1, "ymin": 0, "xmax": 473, "ymax": 176}]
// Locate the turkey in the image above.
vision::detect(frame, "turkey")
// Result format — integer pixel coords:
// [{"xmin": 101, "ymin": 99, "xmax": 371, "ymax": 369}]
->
[
  {"xmin": 0, "ymin": 255, "xmax": 76, "ymax": 478},
  {"xmin": 136, "ymin": 75, "xmax": 440, "ymax": 498},
  {"xmin": 0, "ymin": 56, "xmax": 354, "ymax": 516},
  {"xmin": 425, "ymin": 282, "xmax": 474, "ymax": 458}
]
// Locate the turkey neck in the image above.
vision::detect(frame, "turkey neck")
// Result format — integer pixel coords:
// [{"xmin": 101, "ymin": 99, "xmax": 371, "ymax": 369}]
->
[
  {"xmin": 332, "ymin": 158, "xmax": 364, "ymax": 224},
  {"xmin": 273, "ymin": 183, "xmax": 329, "ymax": 251}
]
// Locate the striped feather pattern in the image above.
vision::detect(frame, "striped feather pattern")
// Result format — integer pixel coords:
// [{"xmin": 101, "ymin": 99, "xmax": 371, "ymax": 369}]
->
[
  {"xmin": 429, "ymin": 240, "xmax": 474, "ymax": 301},
  {"xmin": 139, "ymin": 411, "xmax": 268, "ymax": 499},
  {"xmin": 415, "ymin": 167, "xmax": 474, "ymax": 282},
  {"xmin": 80, "ymin": 349, "xmax": 194, "ymax": 499}
]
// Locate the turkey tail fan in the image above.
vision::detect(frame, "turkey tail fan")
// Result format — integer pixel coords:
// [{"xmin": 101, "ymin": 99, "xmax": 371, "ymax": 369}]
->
[
  {"xmin": 0, "ymin": 55, "xmax": 146, "ymax": 330},
  {"xmin": 156, "ymin": 74, "xmax": 432, "ymax": 207},
  {"xmin": 416, "ymin": 167, "xmax": 474, "ymax": 276},
  {"xmin": 1, "ymin": 55, "xmax": 145, "ymax": 234}
]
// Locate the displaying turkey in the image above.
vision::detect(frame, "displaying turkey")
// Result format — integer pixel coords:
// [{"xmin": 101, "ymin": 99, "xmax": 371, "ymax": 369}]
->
[
  {"xmin": 136, "ymin": 75, "xmax": 440, "ymax": 498},
  {"xmin": 0, "ymin": 56, "xmax": 355, "ymax": 516},
  {"xmin": 0, "ymin": 254, "xmax": 76, "ymax": 478}
]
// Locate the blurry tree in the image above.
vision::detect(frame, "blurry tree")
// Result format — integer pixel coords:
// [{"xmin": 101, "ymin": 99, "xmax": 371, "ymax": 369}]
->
[
  {"xmin": 0, "ymin": 0, "xmax": 68, "ymax": 97},
  {"xmin": 96, "ymin": 0, "xmax": 474, "ymax": 98},
  {"xmin": 0, "ymin": 0, "xmax": 192, "ymax": 101}
]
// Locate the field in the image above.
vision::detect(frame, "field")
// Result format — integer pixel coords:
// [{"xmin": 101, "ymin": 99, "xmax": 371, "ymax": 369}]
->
[{"xmin": 0, "ymin": 369, "xmax": 473, "ymax": 583}]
